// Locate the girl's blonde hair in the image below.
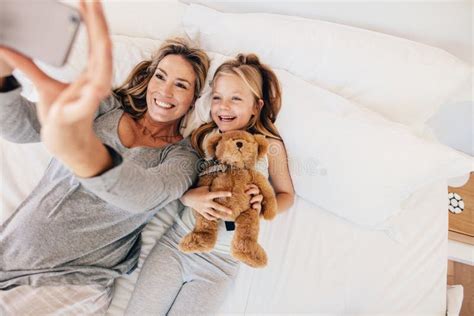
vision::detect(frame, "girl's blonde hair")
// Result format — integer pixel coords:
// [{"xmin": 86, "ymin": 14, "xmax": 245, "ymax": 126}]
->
[
  {"xmin": 113, "ymin": 37, "xmax": 210, "ymax": 118},
  {"xmin": 191, "ymin": 53, "xmax": 282, "ymax": 157}
]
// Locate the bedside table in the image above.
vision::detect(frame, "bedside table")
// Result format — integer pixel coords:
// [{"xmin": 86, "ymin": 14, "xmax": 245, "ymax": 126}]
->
[
  {"xmin": 447, "ymin": 172, "xmax": 473, "ymax": 316},
  {"xmin": 448, "ymin": 171, "xmax": 474, "ymax": 247}
]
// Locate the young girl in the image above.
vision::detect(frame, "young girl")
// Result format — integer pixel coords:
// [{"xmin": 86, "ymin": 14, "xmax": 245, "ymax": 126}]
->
[{"xmin": 125, "ymin": 53, "xmax": 295, "ymax": 315}]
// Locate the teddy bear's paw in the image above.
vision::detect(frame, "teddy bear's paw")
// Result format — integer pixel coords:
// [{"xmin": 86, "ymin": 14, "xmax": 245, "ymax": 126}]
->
[
  {"xmin": 179, "ymin": 232, "xmax": 216, "ymax": 253},
  {"xmin": 231, "ymin": 239, "xmax": 267, "ymax": 268},
  {"xmin": 262, "ymin": 199, "xmax": 278, "ymax": 220},
  {"xmin": 262, "ymin": 207, "xmax": 277, "ymax": 220}
]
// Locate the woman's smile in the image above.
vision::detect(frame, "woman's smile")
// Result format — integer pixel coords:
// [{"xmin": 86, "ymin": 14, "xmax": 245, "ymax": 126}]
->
[{"xmin": 146, "ymin": 54, "xmax": 196, "ymax": 123}]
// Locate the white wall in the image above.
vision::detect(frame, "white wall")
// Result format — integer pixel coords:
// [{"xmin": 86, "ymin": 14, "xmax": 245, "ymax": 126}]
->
[{"xmin": 183, "ymin": 0, "xmax": 473, "ymax": 156}]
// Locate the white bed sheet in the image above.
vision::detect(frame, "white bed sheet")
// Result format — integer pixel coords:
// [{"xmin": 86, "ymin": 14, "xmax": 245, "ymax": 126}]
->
[
  {"xmin": 225, "ymin": 182, "xmax": 447, "ymax": 314},
  {"xmin": 105, "ymin": 180, "xmax": 448, "ymax": 315}
]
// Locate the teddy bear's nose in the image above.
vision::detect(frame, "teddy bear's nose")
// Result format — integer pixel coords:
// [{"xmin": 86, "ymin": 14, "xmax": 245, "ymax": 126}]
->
[{"xmin": 236, "ymin": 141, "xmax": 243, "ymax": 149}]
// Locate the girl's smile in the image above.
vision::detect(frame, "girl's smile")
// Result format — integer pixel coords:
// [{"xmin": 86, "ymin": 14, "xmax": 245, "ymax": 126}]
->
[{"xmin": 211, "ymin": 73, "xmax": 260, "ymax": 132}]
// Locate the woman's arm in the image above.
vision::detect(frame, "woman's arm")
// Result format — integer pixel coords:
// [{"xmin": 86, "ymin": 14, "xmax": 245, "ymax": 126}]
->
[
  {"xmin": 79, "ymin": 144, "xmax": 200, "ymax": 213},
  {"xmin": 267, "ymin": 138, "xmax": 295, "ymax": 214},
  {"xmin": 0, "ymin": 85, "xmax": 43, "ymax": 143}
]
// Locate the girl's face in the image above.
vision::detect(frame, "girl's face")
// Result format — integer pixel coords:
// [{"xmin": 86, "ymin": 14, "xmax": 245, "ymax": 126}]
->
[
  {"xmin": 211, "ymin": 73, "xmax": 260, "ymax": 132},
  {"xmin": 146, "ymin": 54, "xmax": 196, "ymax": 123}
]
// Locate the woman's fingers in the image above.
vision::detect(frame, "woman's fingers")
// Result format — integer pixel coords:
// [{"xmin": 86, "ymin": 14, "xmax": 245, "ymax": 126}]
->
[
  {"xmin": 51, "ymin": 73, "xmax": 88, "ymax": 107},
  {"xmin": 47, "ymin": 71, "xmax": 103, "ymax": 125},
  {"xmin": 48, "ymin": 0, "xmax": 111, "ymax": 123},
  {"xmin": 0, "ymin": 47, "xmax": 50, "ymax": 87},
  {"xmin": 80, "ymin": 0, "xmax": 112, "ymax": 96},
  {"xmin": 54, "ymin": 83, "xmax": 102, "ymax": 124}
]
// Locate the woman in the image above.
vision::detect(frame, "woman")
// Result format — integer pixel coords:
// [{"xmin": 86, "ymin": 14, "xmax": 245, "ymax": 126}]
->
[{"xmin": 0, "ymin": 1, "xmax": 210, "ymax": 314}]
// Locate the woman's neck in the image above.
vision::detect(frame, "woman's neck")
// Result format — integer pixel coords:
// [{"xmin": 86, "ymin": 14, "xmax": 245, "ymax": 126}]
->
[{"xmin": 137, "ymin": 111, "xmax": 181, "ymax": 138}]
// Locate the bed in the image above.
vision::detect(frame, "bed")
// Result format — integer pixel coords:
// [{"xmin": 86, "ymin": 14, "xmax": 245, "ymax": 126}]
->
[{"xmin": 1, "ymin": 1, "xmax": 472, "ymax": 315}]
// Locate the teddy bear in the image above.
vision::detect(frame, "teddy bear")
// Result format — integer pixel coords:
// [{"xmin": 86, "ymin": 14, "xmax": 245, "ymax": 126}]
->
[{"xmin": 179, "ymin": 130, "xmax": 277, "ymax": 268}]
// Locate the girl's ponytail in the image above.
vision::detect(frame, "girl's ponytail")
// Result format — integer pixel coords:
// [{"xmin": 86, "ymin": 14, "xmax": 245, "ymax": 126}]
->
[{"xmin": 236, "ymin": 53, "xmax": 282, "ymax": 139}]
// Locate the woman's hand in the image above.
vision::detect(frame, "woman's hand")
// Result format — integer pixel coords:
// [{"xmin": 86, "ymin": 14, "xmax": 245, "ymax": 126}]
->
[
  {"xmin": 0, "ymin": 57, "xmax": 14, "ymax": 90},
  {"xmin": 246, "ymin": 184, "xmax": 263, "ymax": 215},
  {"xmin": 180, "ymin": 186, "xmax": 233, "ymax": 221},
  {"xmin": 0, "ymin": 1, "xmax": 113, "ymax": 177},
  {"xmin": 0, "ymin": 58, "xmax": 13, "ymax": 78}
]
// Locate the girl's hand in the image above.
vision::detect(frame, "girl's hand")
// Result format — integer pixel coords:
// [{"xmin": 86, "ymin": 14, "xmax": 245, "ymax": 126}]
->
[
  {"xmin": 180, "ymin": 186, "xmax": 233, "ymax": 221},
  {"xmin": 0, "ymin": 1, "xmax": 113, "ymax": 176},
  {"xmin": 246, "ymin": 184, "xmax": 263, "ymax": 215}
]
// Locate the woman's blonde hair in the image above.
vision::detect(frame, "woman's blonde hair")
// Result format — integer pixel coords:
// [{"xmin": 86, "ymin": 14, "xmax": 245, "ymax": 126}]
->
[
  {"xmin": 113, "ymin": 37, "xmax": 210, "ymax": 118},
  {"xmin": 191, "ymin": 53, "xmax": 282, "ymax": 157}
]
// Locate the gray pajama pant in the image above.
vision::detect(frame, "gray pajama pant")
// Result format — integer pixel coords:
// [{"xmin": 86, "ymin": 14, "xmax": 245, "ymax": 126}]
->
[{"xmin": 124, "ymin": 223, "xmax": 240, "ymax": 315}]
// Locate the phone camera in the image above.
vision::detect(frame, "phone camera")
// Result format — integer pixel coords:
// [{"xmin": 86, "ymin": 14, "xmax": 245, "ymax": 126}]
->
[{"xmin": 69, "ymin": 15, "xmax": 80, "ymax": 24}]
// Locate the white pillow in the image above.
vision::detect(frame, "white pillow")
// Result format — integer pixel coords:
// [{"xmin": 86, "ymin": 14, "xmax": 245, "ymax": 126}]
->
[
  {"xmin": 274, "ymin": 68, "xmax": 473, "ymax": 228},
  {"xmin": 169, "ymin": 49, "xmax": 474, "ymax": 228},
  {"xmin": 103, "ymin": 1, "xmax": 188, "ymax": 40},
  {"xmin": 182, "ymin": 4, "xmax": 472, "ymax": 127}
]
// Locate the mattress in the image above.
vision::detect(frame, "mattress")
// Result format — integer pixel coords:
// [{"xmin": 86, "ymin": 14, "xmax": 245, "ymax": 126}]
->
[{"xmin": 0, "ymin": 138, "xmax": 448, "ymax": 315}]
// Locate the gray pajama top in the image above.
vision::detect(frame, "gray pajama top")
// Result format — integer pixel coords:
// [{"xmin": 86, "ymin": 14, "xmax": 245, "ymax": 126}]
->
[{"xmin": 0, "ymin": 88, "xmax": 199, "ymax": 289}]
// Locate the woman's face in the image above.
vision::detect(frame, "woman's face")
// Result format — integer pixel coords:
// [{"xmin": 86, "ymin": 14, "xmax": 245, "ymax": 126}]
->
[
  {"xmin": 210, "ymin": 73, "xmax": 260, "ymax": 132},
  {"xmin": 146, "ymin": 54, "xmax": 196, "ymax": 123}
]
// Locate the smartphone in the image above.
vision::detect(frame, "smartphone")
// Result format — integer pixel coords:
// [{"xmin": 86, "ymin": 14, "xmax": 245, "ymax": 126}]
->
[{"xmin": 0, "ymin": 0, "xmax": 81, "ymax": 67}]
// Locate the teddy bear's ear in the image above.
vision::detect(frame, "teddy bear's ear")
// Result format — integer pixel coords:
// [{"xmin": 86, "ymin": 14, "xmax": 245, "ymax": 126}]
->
[
  {"xmin": 204, "ymin": 133, "xmax": 223, "ymax": 159},
  {"xmin": 254, "ymin": 134, "xmax": 269, "ymax": 159}
]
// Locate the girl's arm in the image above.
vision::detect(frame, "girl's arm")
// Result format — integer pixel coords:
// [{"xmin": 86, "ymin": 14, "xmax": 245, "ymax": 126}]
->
[
  {"xmin": 246, "ymin": 138, "xmax": 295, "ymax": 214},
  {"xmin": 267, "ymin": 138, "xmax": 295, "ymax": 214}
]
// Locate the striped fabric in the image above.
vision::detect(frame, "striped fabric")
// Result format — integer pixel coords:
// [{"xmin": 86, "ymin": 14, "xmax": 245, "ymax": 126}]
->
[{"xmin": 0, "ymin": 281, "xmax": 114, "ymax": 315}]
